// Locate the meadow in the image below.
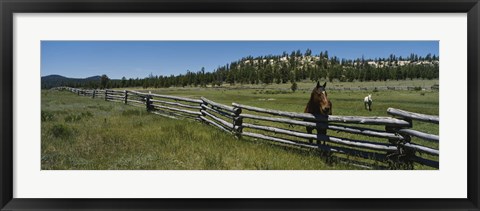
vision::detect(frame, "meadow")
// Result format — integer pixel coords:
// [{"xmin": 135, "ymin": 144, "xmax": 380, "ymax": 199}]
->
[{"xmin": 41, "ymin": 79, "xmax": 439, "ymax": 170}]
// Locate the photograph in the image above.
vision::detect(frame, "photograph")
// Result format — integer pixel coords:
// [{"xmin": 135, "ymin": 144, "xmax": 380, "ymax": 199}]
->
[
  {"xmin": 40, "ymin": 41, "xmax": 439, "ymax": 170},
  {"xmin": 3, "ymin": 0, "xmax": 478, "ymax": 209}
]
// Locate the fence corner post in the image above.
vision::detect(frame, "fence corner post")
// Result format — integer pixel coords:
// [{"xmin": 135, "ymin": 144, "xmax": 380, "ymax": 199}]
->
[{"xmin": 385, "ymin": 118, "xmax": 414, "ymax": 169}]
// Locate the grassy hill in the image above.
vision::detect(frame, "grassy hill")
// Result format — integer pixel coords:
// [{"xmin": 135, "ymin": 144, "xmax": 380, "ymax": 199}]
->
[{"xmin": 41, "ymin": 75, "xmax": 101, "ymax": 89}]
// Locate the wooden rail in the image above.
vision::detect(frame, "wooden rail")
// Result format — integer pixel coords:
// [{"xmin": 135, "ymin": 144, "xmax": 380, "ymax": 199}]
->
[
  {"xmin": 398, "ymin": 129, "xmax": 439, "ymax": 142},
  {"xmin": 242, "ymin": 123, "xmax": 399, "ymax": 152},
  {"xmin": 54, "ymin": 86, "xmax": 440, "ymax": 169},
  {"xmin": 233, "ymin": 103, "xmax": 411, "ymax": 127},
  {"xmin": 387, "ymin": 108, "xmax": 439, "ymax": 124}
]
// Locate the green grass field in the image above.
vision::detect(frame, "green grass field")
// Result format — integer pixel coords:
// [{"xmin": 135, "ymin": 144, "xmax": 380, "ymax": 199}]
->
[{"xmin": 41, "ymin": 80, "xmax": 439, "ymax": 170}]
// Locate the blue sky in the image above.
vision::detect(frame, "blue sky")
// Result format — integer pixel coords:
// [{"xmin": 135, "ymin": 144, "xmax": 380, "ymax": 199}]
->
[{"xmin": 41, "ymin": 41, "xmax": 439, "ymax": 79}]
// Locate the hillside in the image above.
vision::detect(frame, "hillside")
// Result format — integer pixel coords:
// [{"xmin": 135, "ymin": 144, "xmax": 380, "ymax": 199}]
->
[{"xmin": 41, "ymin": 75, "xmax": 101, "ymax": 89}]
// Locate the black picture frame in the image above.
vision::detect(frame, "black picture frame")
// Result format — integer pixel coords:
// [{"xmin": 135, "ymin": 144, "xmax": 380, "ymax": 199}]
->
[{"xmin": 1, "ymin": 0, "xmax": 479, "ymax": 210}]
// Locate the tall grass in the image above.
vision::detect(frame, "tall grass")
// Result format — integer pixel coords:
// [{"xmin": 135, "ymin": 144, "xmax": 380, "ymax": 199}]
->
[{"xmin": 41, "ymin": 90, "xmax": 356, "ymax": 170}]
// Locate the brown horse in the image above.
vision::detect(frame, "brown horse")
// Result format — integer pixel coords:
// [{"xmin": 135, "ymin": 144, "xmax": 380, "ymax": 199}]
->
[{"xmin": 304, "ymin": 81, "xmax": 332, "ymax": 144}]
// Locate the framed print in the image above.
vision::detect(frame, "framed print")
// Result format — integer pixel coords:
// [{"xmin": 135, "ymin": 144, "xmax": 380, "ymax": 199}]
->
[{"xmin": 1, "ymin": 0, "xmax": 479, "ymax": 210}]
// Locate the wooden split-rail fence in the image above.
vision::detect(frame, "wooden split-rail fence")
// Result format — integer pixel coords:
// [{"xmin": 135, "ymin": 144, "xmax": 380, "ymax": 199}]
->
[{"xmin": 55, "ymin": 87, "xmax": 439, "ymax": 169}]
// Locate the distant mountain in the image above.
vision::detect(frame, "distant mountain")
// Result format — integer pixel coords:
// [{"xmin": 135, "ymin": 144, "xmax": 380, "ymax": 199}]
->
[
  {"xmin": 41, "ymin": 74, "xmax": 102, "ymax": 89},
  {"xmin": 85, "ymin": 76, "xmax": 102, "ymax": 81}
]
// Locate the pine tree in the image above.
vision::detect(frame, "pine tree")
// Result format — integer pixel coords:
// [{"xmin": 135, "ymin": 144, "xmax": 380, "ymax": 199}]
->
[{"xmin": 100, "ymin": 74, "xmax": 109, "ymax": 89}]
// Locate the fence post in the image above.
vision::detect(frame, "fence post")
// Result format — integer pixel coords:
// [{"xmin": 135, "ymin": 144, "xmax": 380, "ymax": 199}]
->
[
  {"xmin": 92, "ymin": 89, "xmax": 96, "ymax": 99},
  {"xmin": 124, "ymin": 90, "xmax": 128, "ymax": 104},
  {"xmin": 104, "ymin": 89, "xmax": 108, "ymax": 101},
  {"xmin": 146, "ymin": 94, "xmax": 153, "ymax": 112},
  {"xmin": 232, "ymin": 105, "xmax": 243, "ymax": 138},
  {"xmin": 199, "ymin": 100, "xmax": 206, "ymax": 122}
]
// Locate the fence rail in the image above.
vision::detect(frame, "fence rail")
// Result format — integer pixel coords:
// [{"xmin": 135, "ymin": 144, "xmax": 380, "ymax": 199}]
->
[{"xmin": 53, "ymin": 86, "xmax": 439, "ymax": 169}]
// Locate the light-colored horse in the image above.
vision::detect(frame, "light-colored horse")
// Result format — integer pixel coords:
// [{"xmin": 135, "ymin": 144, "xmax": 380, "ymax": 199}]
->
[{"xmin": 364, "ymin": 94, "xmax": 372, "ymax": 111}]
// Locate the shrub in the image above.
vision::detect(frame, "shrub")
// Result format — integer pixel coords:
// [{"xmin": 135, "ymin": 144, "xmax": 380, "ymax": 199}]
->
[
  {"xmin": 41, "ymin": 111, "xmax": 55, "ymax": 122},
  {"xmin": 291, "ymin": 82, "xmax": 298, "ymax": 92},
  {"xmin": 50, "ymin": 124, "xmax": 73, "ymax": 139},
  {"xmin": 414, "ymin": 86, "xmax": 422, "ymax": 91}
]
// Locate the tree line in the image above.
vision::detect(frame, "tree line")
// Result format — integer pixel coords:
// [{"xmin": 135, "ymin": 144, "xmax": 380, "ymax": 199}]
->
[{"xmin": 48, "ymin": 50, "xmax": 439, "ymax": 89}]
